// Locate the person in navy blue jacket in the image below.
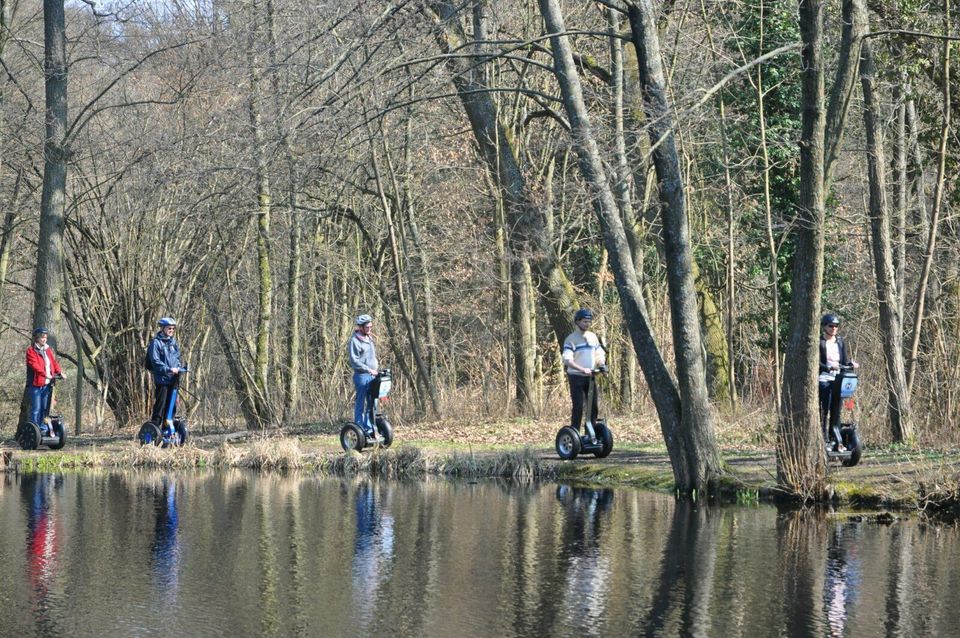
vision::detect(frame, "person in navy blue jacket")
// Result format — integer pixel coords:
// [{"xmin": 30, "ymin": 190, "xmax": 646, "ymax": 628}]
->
[{"xmin": 147, "ymin": 317, "xmax": 183, "ymax": 425}]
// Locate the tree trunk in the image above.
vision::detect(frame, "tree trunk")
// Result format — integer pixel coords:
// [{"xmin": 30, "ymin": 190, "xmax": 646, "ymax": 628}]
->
[
  {"xmin": 624, "ymin": 0, "xmax": 721, "ymax": 489},
  {"xmin": 512, "ymin": 260, "xmax": 537, "ymax": 413},
  {"xmin": 543, "ymin": 0, "xmax": 721, "ymax": 492},
  {"xmin": 35, "ymin": 0, "xmax": 68, "ymax": 337},
  {"xmin": 892, "ymin": 71, "xmax": 908, "ymax": 317},
  {"xmin": 822, "ymin": 0, "xmax": 868, "ymax": 190},
  {"xmin": 858, "ymin": 17, "xmax": 914, "ymax": 443},
  {"xmin": 777, "ymin": 0, "xmax": 828, "ymax": 496},
  {"xmin": 907, "ymin": 0, "xmax": 951, "ymax": 394},
  {"xmin": 427, "ymin": 1, "xmax": 579, "ymax": 349}
]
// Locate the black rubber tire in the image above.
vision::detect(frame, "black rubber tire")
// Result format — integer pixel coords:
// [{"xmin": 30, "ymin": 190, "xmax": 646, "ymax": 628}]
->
[
  {"xmin": 48, "ymin": 418, "xmax": 67, "ymax": 450},
  {"xmin": 174, "ymin": 419, "xmax": 189, "ymax": 447},
  {"xmin": 16, "ymin": 422, "xmax": 41, "ymax": 451},
  {"xmin": 138, "ymin": 421, "xmax": 162, "ymax": 446},
  {"xmin": 593, "ymin": 422, "xmax": 614, "ymax": 458},
  {"xmin": 841, "ymin": 427, "xmax": 863, "ymax": 467},
  {"xmin": 376, "ymin": 418, "xmax": 393, "ymax": 448},
  {"xmin": 340, "ymin": 422, "xmax": 367, "ymax": 452},
  {"xmin": 556, "ymin": 426, "xmax": 581, "ymax": 460}
]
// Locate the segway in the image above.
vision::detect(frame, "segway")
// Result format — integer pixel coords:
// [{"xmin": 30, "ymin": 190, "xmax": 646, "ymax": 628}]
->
[
  {"xmin": 138, "ymin": 367, "xmax": 189, "ymax": 448},
  {"xmin": 15, "ymin": 374, "xmax": 67, "ymax": 451},
  {"xmin": 825, "ymin": 365, "xmax": 863, "ymax": 467},
  {"xmin": 555, "ymin": 365, "xmax": 614, "ymax": 460},
  {"xmin": 341, "ymin": 368, "xmax": 394, "ymax": 452}
]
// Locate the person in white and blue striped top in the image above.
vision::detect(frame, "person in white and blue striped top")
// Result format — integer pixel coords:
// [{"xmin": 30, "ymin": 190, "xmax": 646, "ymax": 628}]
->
[{"xmin": 562, "ymin": 309, "xmax": 605, "ymax": 431}]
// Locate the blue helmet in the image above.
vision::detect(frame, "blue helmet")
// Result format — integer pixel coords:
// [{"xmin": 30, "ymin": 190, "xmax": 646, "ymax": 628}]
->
[
  {"xmin": 821, "ymin": 313, "xmax": 840, "ymax": 327},
  {"xmin": 574, "ymin": 308, "xmax": 594, "ymax": 322},
  {"xmin": 158, "ymin": 317, "xmax": 177, "ymax": 327},
  {"xmin": 32, "ymin": 327, "xmax": 49, "ymax": 337},
  {"xmin": 356, "ymin": 314, "xmax": 373, "ymax": 326}
]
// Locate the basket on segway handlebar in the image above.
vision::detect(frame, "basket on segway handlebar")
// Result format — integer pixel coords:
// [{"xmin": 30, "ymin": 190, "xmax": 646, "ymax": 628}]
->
[{"xmin": 340, "ymin": 368, "xmax": 394, "ymax": 453}]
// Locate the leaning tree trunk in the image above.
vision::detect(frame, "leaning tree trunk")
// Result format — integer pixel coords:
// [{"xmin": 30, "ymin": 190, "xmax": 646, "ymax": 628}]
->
[
  {"xmin": 427, "ymin": 1, "xmax": 579, "ymax": 348},
  {"xmin": 858, "ymin": 18, "xmax": 914, "ymax": 443},
  {"xmin": 542, "ymin": 0, "xmax": 721, "ymax": 492},
  {"xmin": 777, "ymin": 0, "xmax": 828, "ymax": 496},
  {"xmin": 624, "ymin": 0, "xmax": 722, "ymax": 490}
]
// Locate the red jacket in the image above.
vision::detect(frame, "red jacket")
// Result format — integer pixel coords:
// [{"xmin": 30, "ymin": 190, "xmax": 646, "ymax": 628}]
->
[{"xmin": 25, "ymin": 345, "xmax": 63, "ymax": 387}]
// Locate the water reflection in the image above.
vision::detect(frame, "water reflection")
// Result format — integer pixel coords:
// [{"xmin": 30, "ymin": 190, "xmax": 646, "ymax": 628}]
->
[
  {"xmin": 151, "ymin": 476, "xmax": 180, "ymax": 594},
  {"xmin": 2, "ymin": 473, "xmax": 960, "ymax": 637},
  {"xmin": 555, "ymin": 486, "xmax": 613, "ymax": 633},
  {"xmin": 22, "ymin": 473, "xmax": 63, "ymax": 632},
  {"xmin": 351, "ymin": 479, "xmax": 395, "ymax": 630},
  {"xmin": 823, "ymin": 522, "xmax": 861, "ymax": 637}
]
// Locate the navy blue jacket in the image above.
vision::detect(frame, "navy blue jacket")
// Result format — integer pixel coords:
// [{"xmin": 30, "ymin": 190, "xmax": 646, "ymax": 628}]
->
[{"xmin": 148, "ymin": 331, "xmax": 182, "ymax": 385}]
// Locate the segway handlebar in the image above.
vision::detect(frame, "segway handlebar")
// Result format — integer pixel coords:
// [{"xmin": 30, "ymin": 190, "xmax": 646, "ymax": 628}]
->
[{"xmin": 594, "ymin": 365, "xmax": 608, "ymax": 374}]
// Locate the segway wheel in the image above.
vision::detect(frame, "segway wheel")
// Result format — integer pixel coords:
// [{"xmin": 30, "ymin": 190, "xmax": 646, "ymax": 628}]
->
[
  {"xmin": 556, "ymin": 426, "xmax": 581, "ymax": 460},
  {"xmin": 48, "ymin": 418, "xmax": 67, "ymax": 450},
  {"xmin": 593, "ymin": 422, "xmax": 614, "ymax": 459},
  {"xmin": 174, "ymin": 419, "xmax": 189, "ymax": 447},
  {"xmin": 16, "ymin": 422, "xmax": 42, "ymax": 451},
  {"xmin": 840, "ymin": 426, "xmax": 863, "ymax": 467},
  {"xmin": 340, "ymin": 423, "xmax": 367, "ymax": 453},
  {"xmin": 376, "ymin": 418, "xmax": 393, "ymax": 449},
  {"xmin": 138, "ymin": 422, "xmax": 162, "ymax": 446}
]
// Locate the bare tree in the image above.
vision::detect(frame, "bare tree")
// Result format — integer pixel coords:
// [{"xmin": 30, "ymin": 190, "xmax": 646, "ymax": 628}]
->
[
  {"xmin": 858, "ymin": 7, "xmax": 914, "ymax": 443},
  {"xmin": 541, "ymin": 0, "xmax": 721, "ymax": 492}
]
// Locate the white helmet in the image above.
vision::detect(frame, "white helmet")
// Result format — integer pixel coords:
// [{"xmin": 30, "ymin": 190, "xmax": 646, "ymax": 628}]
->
[{"xmin": 356, "ymin": 314, "xmax": 373, "ymax": 326}]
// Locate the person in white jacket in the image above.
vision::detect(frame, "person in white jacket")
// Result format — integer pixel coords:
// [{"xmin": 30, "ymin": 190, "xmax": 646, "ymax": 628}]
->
[{"xmin": 562, "ymin": 309, "xmax": 605, "ymax": 432}]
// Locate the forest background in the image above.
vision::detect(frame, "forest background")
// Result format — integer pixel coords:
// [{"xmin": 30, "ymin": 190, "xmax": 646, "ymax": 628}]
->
[{"xmin": 1, "ymin": 0, "xmax": 957, "ymax": 497}]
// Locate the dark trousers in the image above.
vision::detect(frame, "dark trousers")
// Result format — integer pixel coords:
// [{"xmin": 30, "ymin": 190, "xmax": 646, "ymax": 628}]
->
[
  {"xmin": 151, "ymin": 384, "xmax": 175, "ymax": 424},
  {"xmin": 569, "ymin": 374, "xmax": 598, "ymax": 430},
  {"xmin": 819, "ymin": 377, "xmax": 842, "ymax": 440}
]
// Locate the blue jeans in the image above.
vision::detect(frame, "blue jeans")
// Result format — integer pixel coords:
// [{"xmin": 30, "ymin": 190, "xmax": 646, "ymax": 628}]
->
[
  {"xmin": 353, "ymin": 372, "xmax": 374, "ymax": 431},
  {"xmin": 28, "ymin": 385, "xmax": 52, "ymax": 428}
]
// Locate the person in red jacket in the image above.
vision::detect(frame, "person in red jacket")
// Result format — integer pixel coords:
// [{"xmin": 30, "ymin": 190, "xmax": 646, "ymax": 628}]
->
[{"xmin": 25, "ymin": 327, "xmax": 65, "ymax": 432}]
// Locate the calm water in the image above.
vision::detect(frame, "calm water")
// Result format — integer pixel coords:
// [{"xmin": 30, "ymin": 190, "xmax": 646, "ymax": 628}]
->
[{"xmin": 1, "ymin": 472, "xmax": 958, "ymax": 637}]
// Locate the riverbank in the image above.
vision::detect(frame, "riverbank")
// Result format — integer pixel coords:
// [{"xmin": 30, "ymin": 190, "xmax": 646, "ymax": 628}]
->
[{"xmin": 4, "ymin": 421, "xmax": 960, "ymax": 518}]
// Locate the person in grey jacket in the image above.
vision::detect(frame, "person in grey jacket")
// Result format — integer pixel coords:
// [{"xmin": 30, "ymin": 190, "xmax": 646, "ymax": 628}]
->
[
  {"xmin": 147, "ymin": 317, "xmax": 183, "ymax": 425},
  {"xmin": 348, "ymin": 314, "xmax": 379, "ymax": 433}
]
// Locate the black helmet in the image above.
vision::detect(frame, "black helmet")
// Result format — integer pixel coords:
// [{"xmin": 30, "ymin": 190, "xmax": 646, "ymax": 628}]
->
[
  {"xmin": 821, "ymin": 313, "xmax": 840, "ymax": 327},
  {"xmin": 574, "ymin": 308, "xmax": 594, "ymax": 322}
]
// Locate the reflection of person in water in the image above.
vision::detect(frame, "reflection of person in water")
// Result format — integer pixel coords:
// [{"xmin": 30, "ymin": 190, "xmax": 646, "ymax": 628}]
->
[
  {"xmin": 22, "ymin": 473, "xmax": 62, "ymax": 622},
  {"xmin": 823, "ymin": 522, "xmax": 861, "ymax": 637},
  {"xmin": 152, "ymin": 476, "xmax": 180, "ymax": 593},
  {"xmin": 351, "ymin": 481, "xmax": 394, "ymax": 626},
  {"xmin": 555, "ymin": 486, "xmax": 614, "ymax": 630}
]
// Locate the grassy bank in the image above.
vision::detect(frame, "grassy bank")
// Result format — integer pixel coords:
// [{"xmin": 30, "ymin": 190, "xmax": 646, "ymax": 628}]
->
[{"xmin": 3, "ymin": 429, "xmax": 960, "ymax": 520}]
